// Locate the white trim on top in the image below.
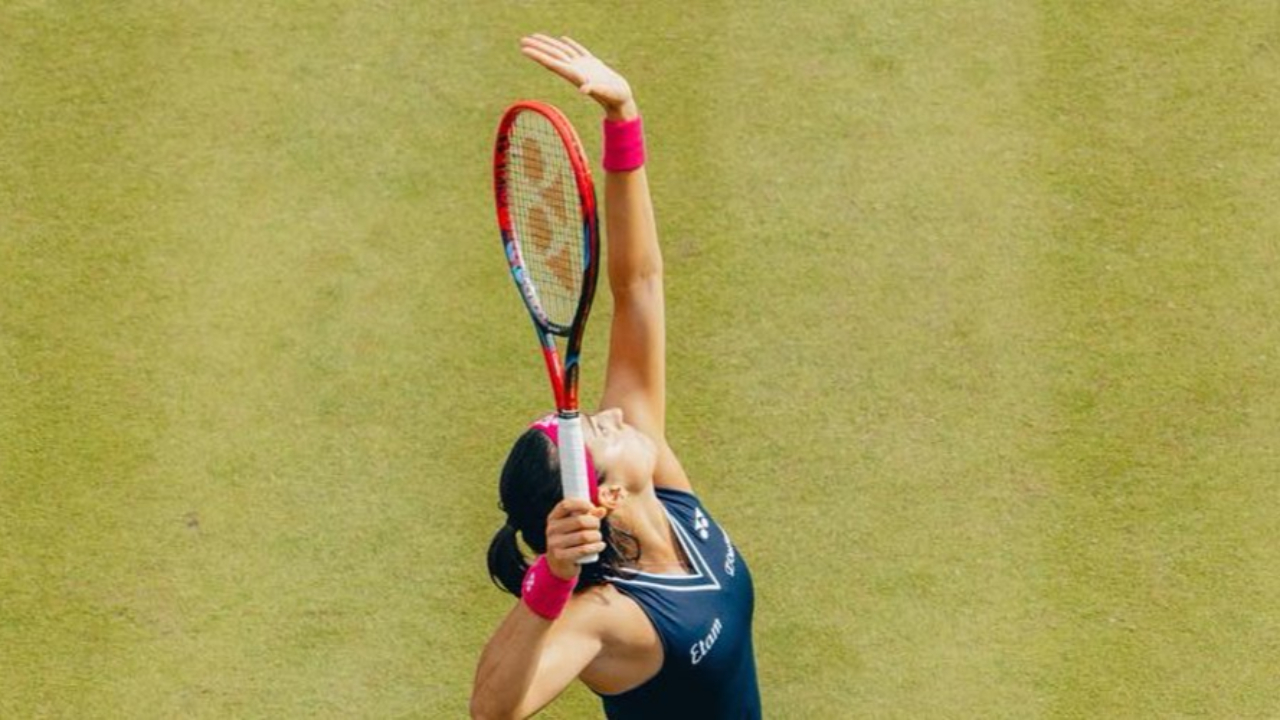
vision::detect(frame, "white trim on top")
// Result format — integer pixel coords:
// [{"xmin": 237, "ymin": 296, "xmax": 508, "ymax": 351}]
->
[{"xmin": 609, "ymin": 507, "xmax": 721, "ymax": 592}]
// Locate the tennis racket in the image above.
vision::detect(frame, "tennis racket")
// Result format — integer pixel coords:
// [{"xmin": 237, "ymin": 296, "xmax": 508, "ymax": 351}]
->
[{"xmin": 493, "ymin": 100, "xmax": 601, "ymax": 563}]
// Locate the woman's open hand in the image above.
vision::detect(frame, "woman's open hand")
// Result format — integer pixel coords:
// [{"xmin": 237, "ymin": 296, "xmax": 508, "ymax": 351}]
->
[{"xmin": 520, "ymin": 34, "xmax": 638, "ymax": 120}]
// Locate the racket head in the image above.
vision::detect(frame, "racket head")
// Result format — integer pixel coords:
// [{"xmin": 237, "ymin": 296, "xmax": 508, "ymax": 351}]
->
[{"xmin": 493, "ymin": 101, "xmax": 601, "ymax": 411}]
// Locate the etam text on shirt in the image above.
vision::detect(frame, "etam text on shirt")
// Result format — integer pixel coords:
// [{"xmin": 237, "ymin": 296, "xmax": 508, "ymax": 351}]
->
[{"xmin": 689, "ymin": 617, "xmax": 723, "ymax": 665}]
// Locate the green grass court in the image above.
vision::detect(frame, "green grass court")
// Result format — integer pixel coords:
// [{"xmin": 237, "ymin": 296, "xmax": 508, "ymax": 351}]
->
[{"xmin": 2, "ymin": 2, "xmax": 1278, "ymax": 717}]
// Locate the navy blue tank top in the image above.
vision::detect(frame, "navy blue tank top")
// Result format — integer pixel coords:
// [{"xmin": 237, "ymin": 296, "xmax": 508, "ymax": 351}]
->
[{"xmin": 598, "ymin": 488, "xmax": 762, "ymax": 719}]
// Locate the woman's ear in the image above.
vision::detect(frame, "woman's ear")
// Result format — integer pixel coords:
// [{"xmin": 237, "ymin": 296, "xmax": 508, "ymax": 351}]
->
[{"xmin": 597, "ymin": 484, "xmax": 627, "ymax": 512}]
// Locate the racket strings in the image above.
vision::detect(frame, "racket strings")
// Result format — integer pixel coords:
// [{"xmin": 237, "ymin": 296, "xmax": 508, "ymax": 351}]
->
[{"xmin": 506, "ymin": 112, "xmax": 585, "ymax": 329}]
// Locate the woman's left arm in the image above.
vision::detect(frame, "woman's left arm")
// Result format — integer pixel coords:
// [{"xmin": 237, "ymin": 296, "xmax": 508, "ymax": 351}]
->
[
  {"xmin": 471, "ymin": 598, "xmax": 603, "ymax": 719},
  {"xmin": 520, "ymin": 35, "xmax": 689, "ymax": 490},
  {"xmin": 471, "ymin": 499, "xmax": 611, "ymax": 718}
]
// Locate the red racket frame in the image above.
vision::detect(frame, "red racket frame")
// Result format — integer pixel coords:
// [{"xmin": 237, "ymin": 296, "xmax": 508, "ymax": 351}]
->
[{"xmin": 493, "ymin": 100, "xmax": 601, "ymax": 415}]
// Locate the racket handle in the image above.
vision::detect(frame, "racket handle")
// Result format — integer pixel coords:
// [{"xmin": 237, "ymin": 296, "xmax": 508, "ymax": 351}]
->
[{"xmin": 557, "ymin": 414, "xmax": 599, "ymax": 565}]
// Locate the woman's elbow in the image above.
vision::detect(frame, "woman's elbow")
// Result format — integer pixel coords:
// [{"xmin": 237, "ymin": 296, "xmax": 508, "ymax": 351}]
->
[
  {"xmin": 613, "ymin": 271, "xmax": 663, "ymax": 304},
  {"xmin": 469, "ymin": 692, "xmax": 518, "ymax": 720},
  {"xmin": 469, "ymin": 697, "xmax": 500, "ymax": 720}
]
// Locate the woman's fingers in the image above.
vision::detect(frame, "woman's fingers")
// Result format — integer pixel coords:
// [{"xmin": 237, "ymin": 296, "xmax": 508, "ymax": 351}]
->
[
  {"xmin": 548, "ymin": 498, "xmax": 596, "ymax": 521},
  {"xmin": 520, "ymin": 46, "xmax": 585, "ymax": 87},
  {"xmin": 548, "ymin": 512, "xmax": 601, "ymax": 538},
  {"xmin": 524, "ymin": 34, "xmax": 579, "ymax": 61},
  {"xmin": 551, "ymin": 537, "xmax": 608, "ymax": 557},
  {"xmin": 559, "ymin": 36, "xmax": 591, "ymax": 57},
  {"xmin": 547, "ymin": 528, "xmax": 606, "ymax": 565},
  {"xmin": 519, "ymin": 45, "xmax": 570, "ymax": 72},
  {"xmin": 549, "ymin": 529, "xmax": 604, "ymax": 550},
  {"xmin": 546, "ymin": 499, "xmax": 605, "ymax": 562}
]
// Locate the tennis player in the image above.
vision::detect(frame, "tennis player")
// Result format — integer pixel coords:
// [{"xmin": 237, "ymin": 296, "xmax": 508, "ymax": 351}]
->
[{"xmin": 472, "ymin": 35, "xmax": 762, "ymax": 720}]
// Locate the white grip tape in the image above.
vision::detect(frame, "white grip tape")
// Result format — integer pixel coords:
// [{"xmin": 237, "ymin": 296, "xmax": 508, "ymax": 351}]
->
[{"xmin": 557, "ymin": 414, "xmax": 599, "ymax": 564}]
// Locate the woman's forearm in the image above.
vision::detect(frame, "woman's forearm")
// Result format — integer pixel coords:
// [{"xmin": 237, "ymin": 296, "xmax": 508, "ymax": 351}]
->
[
  {"xmin": 470, "ymin": 606, "xmax": 551, "ymax": 719},
  {"xmin": 605, "ymin": 161, "xmax": 663, "ymax": 295}
]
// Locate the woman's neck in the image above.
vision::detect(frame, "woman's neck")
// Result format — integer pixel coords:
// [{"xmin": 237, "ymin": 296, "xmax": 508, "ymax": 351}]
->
[{"xmin": 611, "ymin": 486, "xmax": 689, "ymax": 573}]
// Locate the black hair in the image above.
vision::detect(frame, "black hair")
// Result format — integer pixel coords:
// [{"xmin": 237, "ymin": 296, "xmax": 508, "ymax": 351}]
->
[{"xmin": 487, "ymin": 428, "xmax": 637, "ymax": 596}]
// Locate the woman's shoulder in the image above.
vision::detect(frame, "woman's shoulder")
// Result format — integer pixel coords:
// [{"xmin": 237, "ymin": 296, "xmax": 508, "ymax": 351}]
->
[
  {"xmin": 654, "ymin": 484, "xmax": 701, "ymax": 513},
  {"xmin": 569, "ymin": 583, "xmax": 659, "ymax": 646},
  {"xmin": 575, "ymin": 584, "xmax": 664, "ymax": 694},
  {"xmin": 569, "ymin": 582, "xmax": 636, "ymax": 616},
  {"xmin": 652, "ymin": 439, "xmax": 694, "ymax": 493}
]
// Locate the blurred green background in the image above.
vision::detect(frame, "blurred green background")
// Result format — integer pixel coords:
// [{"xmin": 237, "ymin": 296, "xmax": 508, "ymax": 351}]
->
[{"xmin": 2, "ymin": 1, "xmax": 1278, "ymax": 717}]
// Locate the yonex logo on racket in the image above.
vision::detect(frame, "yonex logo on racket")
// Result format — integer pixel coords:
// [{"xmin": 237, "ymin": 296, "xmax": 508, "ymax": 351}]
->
[
  {"xmin": 494, "ymin": 101, "xmax": 598, "ymax": 338},
  {"xmin": 513, "ymin": 132, "xmax": 578, "ymax": 296},
  {"xmin": 517, "ymin": 138, "xmax": 573, "ymax": 231}
]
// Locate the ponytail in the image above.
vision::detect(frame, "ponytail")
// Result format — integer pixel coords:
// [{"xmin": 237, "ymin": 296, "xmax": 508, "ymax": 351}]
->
[{"xmin": 487, "ymin": 523, "xmax": 529, "ymax": 597}]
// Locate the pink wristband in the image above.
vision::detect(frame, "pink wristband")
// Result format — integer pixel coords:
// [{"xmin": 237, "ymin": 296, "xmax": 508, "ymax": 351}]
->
[
  {"xmin": 603, "ymin": 116, "xmax": 646, "ymax": 172},
  {"xmin": 521, "ymin": 556, "xmax": 578, "ymax": 620}
]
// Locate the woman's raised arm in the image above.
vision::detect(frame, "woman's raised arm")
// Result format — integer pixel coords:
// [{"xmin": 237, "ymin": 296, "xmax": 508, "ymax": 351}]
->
[{"xmin": 519, "ymin": 37, "xmax": 680, "ymax": 489}]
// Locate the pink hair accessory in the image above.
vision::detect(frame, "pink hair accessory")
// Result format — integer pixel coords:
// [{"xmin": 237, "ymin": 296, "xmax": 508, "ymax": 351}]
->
[
  {"xmin": 602, "ymin": 116, "xmax": 645, "ymax": 172},
  {"xmin": 521, "ymin": 555, "xmax": 578, "ymax": 620},
  {"xmin": 530, "ymin": 414, "xmax": 600, "ymax": 504}
]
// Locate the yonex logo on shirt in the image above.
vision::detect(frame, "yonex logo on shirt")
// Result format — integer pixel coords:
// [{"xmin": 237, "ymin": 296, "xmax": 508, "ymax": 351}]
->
[{"xmin": 693, "ymin": 508, "xmax": 710, "ymax": 541}]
